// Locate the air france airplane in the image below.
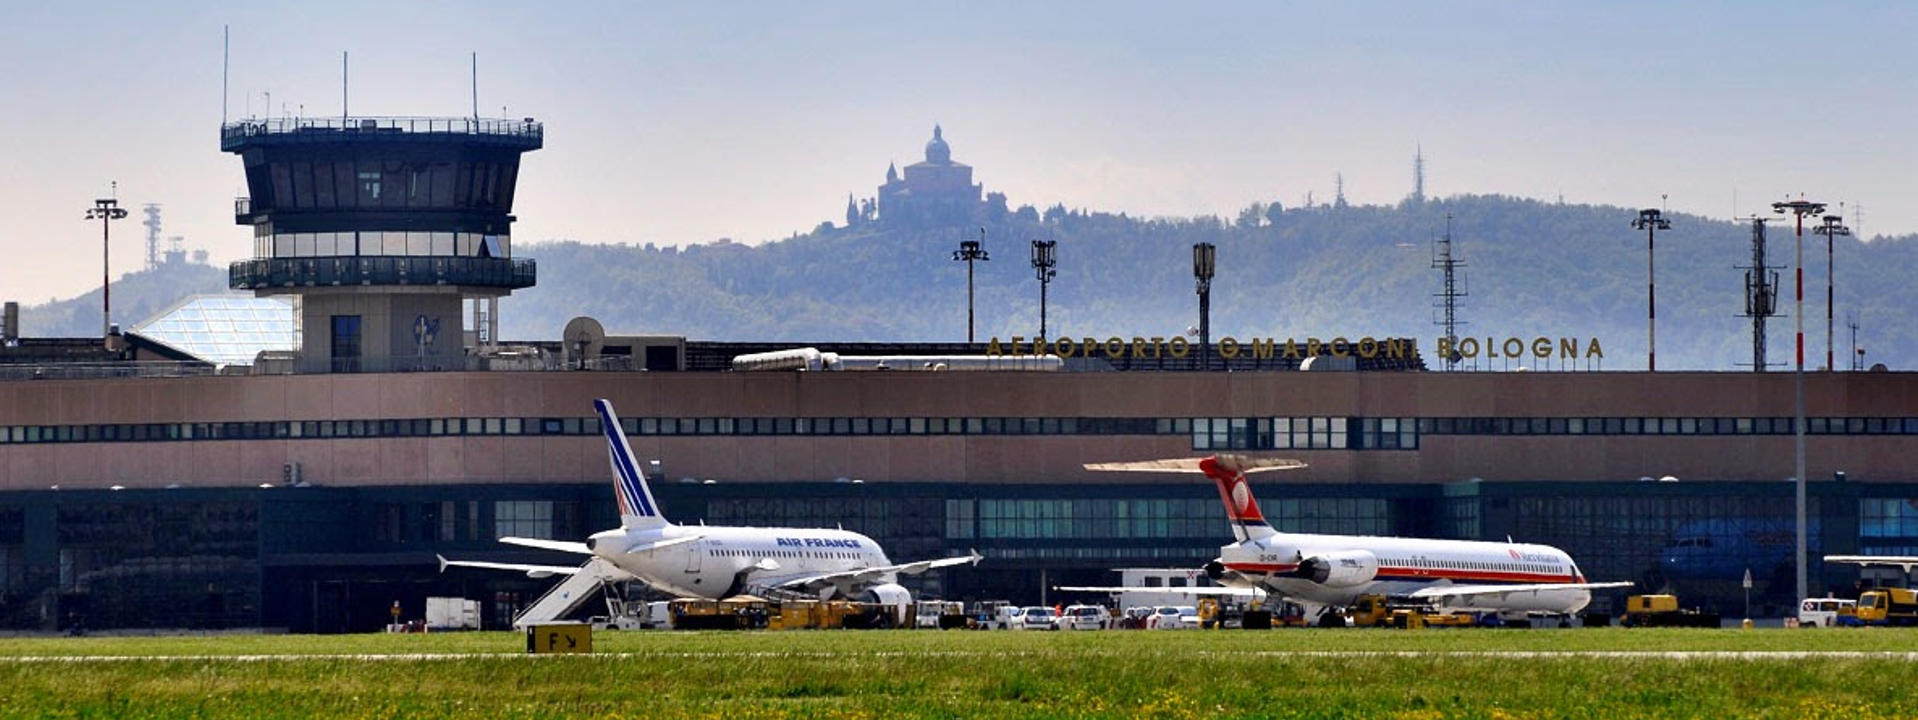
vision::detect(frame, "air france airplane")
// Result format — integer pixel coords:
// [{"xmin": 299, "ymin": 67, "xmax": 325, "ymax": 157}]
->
[
  {"xmin": 1061, "ymin": 455, "xmax": 1631, "ymax": 618},
  {"xmin": 443, "ymin": 399, "xmax": 981, "ymax": 605}
]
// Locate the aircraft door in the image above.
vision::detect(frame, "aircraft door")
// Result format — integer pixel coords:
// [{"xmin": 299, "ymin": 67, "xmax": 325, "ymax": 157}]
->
[{"xmin": 684, "ymin": 539, "xmax": 703, "ymax": 575}]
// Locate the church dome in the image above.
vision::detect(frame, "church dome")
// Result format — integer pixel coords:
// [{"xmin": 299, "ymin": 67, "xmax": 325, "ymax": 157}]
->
[{"xmin": 924, "ymin": 125, "xmax": 951, "ymax": 164}]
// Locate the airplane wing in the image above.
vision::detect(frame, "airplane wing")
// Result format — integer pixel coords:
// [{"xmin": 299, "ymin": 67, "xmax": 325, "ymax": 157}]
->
[
  {"xmin": 771, "ymin": 551, "xmax": 984, "ymax": 593},
  {"xmin": 1823, "ymin": 555, "xmax": 1918, "ymax": 572},
  {"xmin": 1053, "ymin": 585, "xmax": 1266, "ymax": 599},
  {"xmin": 1406, "ymin": 581, "xmax": 1634, "ymax": 603},
  {"xmin": 1084, "ymin": 454, "xmax": 1304, "ymax": 475},
  {"xmin": 436, "ymin": 554, "xmax": 639, "ymax": 582},
  {"xmin": 497, "ymin": 537, "xmax": 593, "ymax": 555}
]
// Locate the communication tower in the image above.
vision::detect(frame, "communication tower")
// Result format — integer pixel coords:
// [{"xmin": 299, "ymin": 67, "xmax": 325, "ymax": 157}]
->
[
  {"xmin": 1737, "ymin": 217, "xmax": 1781, "ymax": 372},
  {"xmin": 142, "ymin": 204, "xmax": 163, "ymax": 270},
  {"xmin": 1411, "ymin": 145, "xmax": 1426, "ymax": 204},
  {"xmin": 1431, "ymin": 214, "xmax": 1467, "ymax": 369},
  {"xmin": 223, "ymin": 113, "xmax": 541, "ymax": 372}
]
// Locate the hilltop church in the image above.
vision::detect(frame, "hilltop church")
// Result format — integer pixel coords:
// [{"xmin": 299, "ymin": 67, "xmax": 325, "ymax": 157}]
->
[{"xmin": 862, "ymin": 125, "xmax": 987, "ymax": 227}]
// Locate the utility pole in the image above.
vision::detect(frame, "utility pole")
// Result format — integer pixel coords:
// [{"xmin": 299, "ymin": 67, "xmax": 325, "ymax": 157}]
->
[
  {"xmin": 1773, "ymin": 197, "xmax": 1826, "ymax": 605},
  {"xmin": 85, "ymin": 186, "xmax": 129, "ymax": 339},
  {"xmin": 1192, "ymin": 243, "xmax": 1216, "ymax": 371},
  {"xmin": 1814, "ymin": 215, "xmax": 1849, "ymax": 371},
  {"xmin": 1029, "ymin": 240, "xmax": 1057, "ymax": 340},
  {"xmin": 952, "ymin": 228, "xmax": 989, "ymax": 343},
  {"xmin": 1631, "ymin": 208, "xmax": 1671, "ymax": 371}
]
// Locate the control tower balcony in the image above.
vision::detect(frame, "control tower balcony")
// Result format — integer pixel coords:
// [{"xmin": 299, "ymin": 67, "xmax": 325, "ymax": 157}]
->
[
  {"xmin": 229, "ymin": 256, "xmax": 535, "ymax": 294},
  {"xmin": 220, "ymin": 116, "xmax": 542, "ymax": 153}
]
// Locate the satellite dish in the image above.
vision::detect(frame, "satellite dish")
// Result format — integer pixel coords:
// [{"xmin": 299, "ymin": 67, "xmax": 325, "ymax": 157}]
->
[{"xmin": 562, "ymin": 316, "xmax": 605, "ymax": 361}]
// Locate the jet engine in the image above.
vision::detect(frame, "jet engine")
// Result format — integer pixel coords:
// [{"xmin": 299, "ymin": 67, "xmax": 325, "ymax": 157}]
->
[
  {"xmin": 860, "ymin": 582, "xmax": 912, "ymax": 608},
  {"xmin": 858, "ymin": 583, "xmax": 913, "ymax": 628},
  {"xmin": 1294, "ymin": 550, "xmax": 1379, "ymax": 587}
]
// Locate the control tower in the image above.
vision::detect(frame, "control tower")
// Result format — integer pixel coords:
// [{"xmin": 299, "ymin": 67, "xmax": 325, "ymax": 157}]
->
[{"xmin": 222, "ymin": 116, "xmax": 540, "ymax": 372}]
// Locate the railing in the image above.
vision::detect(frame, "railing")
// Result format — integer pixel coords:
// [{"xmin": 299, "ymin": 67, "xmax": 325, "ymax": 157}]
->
[
  {"xmin": 221, "ymin": 116, "xmax": 543, "ymax": 144},
  {"xmin": 229, "ymin": 256, "xmax": 536, "ymax": 290},
  {"xmin": 0, "ymin": 362, "xmax": 215, "ymax": 381}
]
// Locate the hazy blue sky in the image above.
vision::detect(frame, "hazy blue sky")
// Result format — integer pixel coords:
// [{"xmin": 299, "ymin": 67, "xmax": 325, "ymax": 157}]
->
[{"xmin": 3, "ymin": 1, "xmax": 1914, "ymax": 303}]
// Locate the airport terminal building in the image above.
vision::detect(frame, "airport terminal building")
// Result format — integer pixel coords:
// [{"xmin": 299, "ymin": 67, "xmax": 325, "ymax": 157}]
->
[{"xmin": 1, "ymin": 116, "xmax": 1915, "ymax": 633}]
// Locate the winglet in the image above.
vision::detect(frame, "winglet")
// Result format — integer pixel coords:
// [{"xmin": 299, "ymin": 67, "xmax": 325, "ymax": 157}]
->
[{"xmin": 436, "ymin": 553, "xmax": 448, "ymax": 574}]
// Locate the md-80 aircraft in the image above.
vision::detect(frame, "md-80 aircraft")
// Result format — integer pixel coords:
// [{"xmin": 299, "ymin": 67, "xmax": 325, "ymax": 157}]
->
[
  {"xmin": 443, "ymin": 399, "xmax": 981, "ymax": 606},
  {"xmin": 1060, "ymin": 455, "xmax": 1631, "ymax": 619}
]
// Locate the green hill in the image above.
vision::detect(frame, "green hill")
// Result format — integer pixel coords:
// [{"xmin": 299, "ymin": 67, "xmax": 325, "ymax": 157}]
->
[{"xmin": 501, "ymin": 195, "xmax": 1914, "ymax": 371}]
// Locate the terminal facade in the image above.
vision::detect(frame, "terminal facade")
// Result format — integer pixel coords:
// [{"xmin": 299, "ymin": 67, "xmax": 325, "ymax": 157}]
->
[{"xmin": 0, "ymin": 368, "xmax": 1912, "ymax": 631}]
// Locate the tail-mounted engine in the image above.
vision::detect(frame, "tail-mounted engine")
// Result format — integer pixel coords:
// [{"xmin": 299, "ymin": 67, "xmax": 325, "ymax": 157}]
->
[{"xmin": 1294, "ymin": 550, "xmax": 1379, "ymax": 587}]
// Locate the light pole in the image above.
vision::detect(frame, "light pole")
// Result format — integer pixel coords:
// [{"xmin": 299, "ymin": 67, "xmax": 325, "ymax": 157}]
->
[
  {"xmin": 1814, "ymin": 215, "xmax": 1849, "ymax": 372},
  {"xmin": 1029, "ymin": 239, "xmax": 1057, "ymax": 339},
  {"xmin": 1631, "ymin": 209, "xmax": 1671, "ymax": 371},
  {"xmin": 952, "ymin": 229, "xmax": 989, "ymax": 343},
  {"xmin": 1774, "ymin": 198, "xmax": 1825, "ymax": 604},
  {"xmin": 1193, "ymin": 242, "xmax": 1216, "ymax": 371},
  {"xmin": 85, "ymin": 188, "xmax": 129, "ymax": 339}
]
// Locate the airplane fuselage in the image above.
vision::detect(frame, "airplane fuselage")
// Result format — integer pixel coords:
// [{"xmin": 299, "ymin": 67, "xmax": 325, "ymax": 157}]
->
[
  {"xmin": 1219, "ymin": 532, "xmax": 1595, "ymax": 614},
  {"xmin": 590, "ymin": 524, "xmax": 893, "ymax": 599}
]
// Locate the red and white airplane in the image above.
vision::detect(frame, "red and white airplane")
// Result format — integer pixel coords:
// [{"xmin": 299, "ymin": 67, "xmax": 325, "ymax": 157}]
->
[{"xmin": 1060, "ymin": 455, "xmax": 1631, "ymax": 618}]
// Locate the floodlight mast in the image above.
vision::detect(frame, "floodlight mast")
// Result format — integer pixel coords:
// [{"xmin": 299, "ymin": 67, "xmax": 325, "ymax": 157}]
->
[
  {"xmin": 1813, "ymin": 215, "xmax": 1850, "ymax": 373},
  {"xmin": 1630, "ymin": 209, "xmax": 1672, "ymax": 371},
  {"xmin": 85, "ymin": 188, "xmax": 130, "ymax": 340},
  {"xmin": 952, "ymin": 229, "xmax": 989, "ymax": 343},
  {"xmin": 1773, "ymin": 198, "xmax": 1825, "ymax": 605}
]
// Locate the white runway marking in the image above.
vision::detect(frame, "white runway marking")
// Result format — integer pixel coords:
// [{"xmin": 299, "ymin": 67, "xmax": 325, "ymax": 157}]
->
[{"xmin": 2, "ymin": 650, "xmax": 1916, "ymax": 662}]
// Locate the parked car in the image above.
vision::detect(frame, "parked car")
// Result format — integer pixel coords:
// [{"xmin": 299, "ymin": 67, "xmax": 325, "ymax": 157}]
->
[
  {"xmin": 1119, "ymin": 606, "xmax": 1155, "ymax": 629},
  {"xmin": 1148, "ymin": 605, "xmax": 1198, "ymax": 629},
  {"xmin": 1013, "ymin": 606, "xmax": 1060, "ymax": 630},
  {"xmin": 1060, "ymin": 605, "xmax": 1110, "ymax": 630}
]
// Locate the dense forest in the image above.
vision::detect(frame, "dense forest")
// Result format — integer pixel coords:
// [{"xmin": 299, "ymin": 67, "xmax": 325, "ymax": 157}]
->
[{"xmin": 21, "ymin": 195, "xmax": 1917, "ymax": 371}]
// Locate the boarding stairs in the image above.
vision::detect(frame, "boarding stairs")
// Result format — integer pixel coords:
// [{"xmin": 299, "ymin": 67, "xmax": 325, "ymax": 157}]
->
[{"xmin": 512, "ymin": 557, "xmax": 631, "ymax": 629}]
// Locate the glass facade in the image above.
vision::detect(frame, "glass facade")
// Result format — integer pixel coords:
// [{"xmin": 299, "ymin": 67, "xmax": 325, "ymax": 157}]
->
[
  {"xmin": 130, "ymin": 295, "xmax": 298, "ymax": 366},
  {"xmin": 0, "ymin": 481, "xmax": 1906, "ymax": 632}
]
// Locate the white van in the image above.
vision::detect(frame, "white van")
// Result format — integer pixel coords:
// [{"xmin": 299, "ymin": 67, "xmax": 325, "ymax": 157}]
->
[{"xmin": 1797, "ymin": 597, "xmax": 1857, "ymax": 628}]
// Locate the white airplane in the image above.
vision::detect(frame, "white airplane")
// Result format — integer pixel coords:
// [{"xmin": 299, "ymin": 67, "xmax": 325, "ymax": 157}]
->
[
  {"xmin": 1058, "ymin": 455, "xmax": 1632, "ymax": 619},
  {"xmin": 1824, "ymin": 555, "xmax": 1918, "ymax": 574},
  {"xmin": 442, "ymin": 398, "xmax": 981, "ymax": 605}
]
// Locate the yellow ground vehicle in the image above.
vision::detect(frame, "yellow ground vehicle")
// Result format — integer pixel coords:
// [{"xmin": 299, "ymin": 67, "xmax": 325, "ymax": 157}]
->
[
  {"xmin": 668, "ymin": 596, "xmax": 772, "ymax": 630},
  {"xmin": 1620, "ymin": 594, "xmax": 1720, "ymax": 628},
  {"xmin": 1842, "ymin": 588, "xmax": 1918, "ymax": 626}
]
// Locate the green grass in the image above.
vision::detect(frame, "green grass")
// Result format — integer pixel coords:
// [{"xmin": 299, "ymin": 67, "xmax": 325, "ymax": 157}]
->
[{"xmin": 0, "ymin": 629, "xmax": 1914, "ymax": 719}]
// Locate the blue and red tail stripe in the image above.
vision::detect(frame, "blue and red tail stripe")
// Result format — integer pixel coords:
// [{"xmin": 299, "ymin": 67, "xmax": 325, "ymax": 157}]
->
[{"xmin": 594, "ymin": 399, "xmax": 656, "ymax": 518}]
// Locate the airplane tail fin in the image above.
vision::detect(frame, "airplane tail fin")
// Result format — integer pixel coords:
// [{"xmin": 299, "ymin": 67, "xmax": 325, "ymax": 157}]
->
[
  {"xmin": 1198, "ymin": 456, "xmax": 1278, "ymax": 543},
  {"xmin": 1084, "ymin": 454, "xmax": 1299, "ymax": 543},
  {"xmin": 594, "ymin": 399, "xmax": 668, "ymax": 530}
]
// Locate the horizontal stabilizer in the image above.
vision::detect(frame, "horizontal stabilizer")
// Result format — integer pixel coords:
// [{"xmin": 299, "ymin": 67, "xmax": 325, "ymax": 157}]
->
[
  {"xmin": 624, "ymin": 534, "xmax": 702, "ymax": 555},
  {"xmin": 498, "ymin": 537, "xmax": 594, "ymax": 555},
  {"xmin": 1085, "ymin": 455, "xmax": 1305, "ymax": 474}
]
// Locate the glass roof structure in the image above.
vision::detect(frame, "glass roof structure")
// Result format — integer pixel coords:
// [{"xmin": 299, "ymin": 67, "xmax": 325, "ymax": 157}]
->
[{"xmin": 131, "ymin": 295, "xmax": 296, "ymax": 366}]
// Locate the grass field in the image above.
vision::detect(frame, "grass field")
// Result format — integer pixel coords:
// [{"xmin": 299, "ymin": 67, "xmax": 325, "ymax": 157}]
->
[{"xmin": 1, "ymin": 628, "xmax": 1915, "ymax": 719}]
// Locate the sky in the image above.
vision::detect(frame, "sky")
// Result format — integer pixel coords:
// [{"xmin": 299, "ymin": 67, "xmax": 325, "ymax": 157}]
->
[{"xmin": 3, "ymin": 1, "xmax": 1915, "ymax": 303}]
